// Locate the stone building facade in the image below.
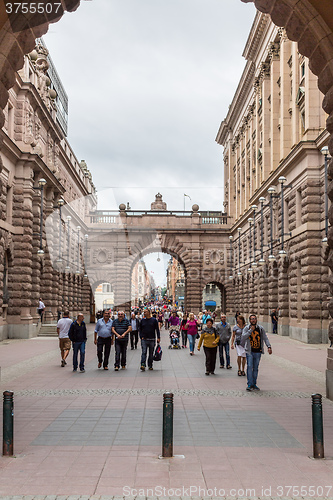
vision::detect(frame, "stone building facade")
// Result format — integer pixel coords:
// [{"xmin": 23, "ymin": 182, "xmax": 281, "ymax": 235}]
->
[
  {"xmin": 216, "ymin": 12, "xmax": 329, "ymax": 343},
  {"xmin": 0, "ymin": 40, "xmax": 96, "ymax": 339}
]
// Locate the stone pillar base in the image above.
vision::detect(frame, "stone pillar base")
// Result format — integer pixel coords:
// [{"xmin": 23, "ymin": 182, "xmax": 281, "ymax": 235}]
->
[
  {"xmin": 326, "ymin": 348, "xmax": 333, "ymax": 401},
  {"xmin": 8, "ymin": 323, "xmax": 37, "ymax": 339},
  {"xmin": 289, "ymin": 325, "xmax": 324, "ymax": 343},
  {"xmin": 278, "ymin": 323, "xmax": 290, "ymax": 336}
]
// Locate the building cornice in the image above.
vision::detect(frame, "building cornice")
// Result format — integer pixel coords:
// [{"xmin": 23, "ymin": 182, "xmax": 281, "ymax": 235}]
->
[
  {"xmin": 215, "ymin": 60, "xmax": 255, "ymax": 146},
  {"xmin": 242, "ymin": 12, "xmax": 270, "ymax": 62}
]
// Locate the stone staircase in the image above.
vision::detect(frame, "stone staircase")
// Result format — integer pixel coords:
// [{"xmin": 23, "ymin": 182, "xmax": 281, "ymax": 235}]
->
[{"xmin": 38, "ymin": 323, "xmax": 58, "ymax": 337}]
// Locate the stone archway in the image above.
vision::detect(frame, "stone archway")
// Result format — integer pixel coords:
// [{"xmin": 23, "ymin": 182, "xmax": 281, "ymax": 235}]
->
[{"xmin": 0, "ymin": 0, "xmax": 333, "ymax": 388}]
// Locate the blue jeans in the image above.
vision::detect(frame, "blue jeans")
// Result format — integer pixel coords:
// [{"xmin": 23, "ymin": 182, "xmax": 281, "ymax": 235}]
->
[
  {"xmin": 72, "ymin": 341, "xmax": 86, "ymax": 370},
  {"xmin": 219, "ymin": 342, "xmax": 230, "ymax": 367},
  {"xmin": 272, "ymin": 321, "xmax": 277, "ymax": 334},
  {"xmin": 141, "ymin": 339, "xmax": 155, "ymax": 368},
  {"xmin": 246, "ymin": 352, "xmax": 262, "ymax": 387},
  {"xmin": 187, "ymin": 334, "xmax": 196, "ymax": 352}
]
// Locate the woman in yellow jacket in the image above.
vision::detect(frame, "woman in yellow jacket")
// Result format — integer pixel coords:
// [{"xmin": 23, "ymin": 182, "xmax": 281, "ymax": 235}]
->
[{"xmin": 197, "ymin": 317, "xmax": 220, "ymax": 375}]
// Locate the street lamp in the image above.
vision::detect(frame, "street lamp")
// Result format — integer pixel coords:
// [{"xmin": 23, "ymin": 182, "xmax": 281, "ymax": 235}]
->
[
  {"xmin": 36, "ymin": 178, "xmax": 47, "ymax": 255},
  {"xmin": 57, "ymin": 198, "xmax": 65, "ymax": 263},
  {"xmin": 84, "ymin": 234, "xmax": 88, "ymax": 278},
  {"xmin": 248, "ymin": 217, "xmax": 253, "ymax": 272},
  {"xmin": 259, "ymin": 197, "xmax": 266, "ymax": 266},
  {"xmin": 229, "ymin": 235, "xmax": 233, "ymax": 279},
  {"xmin": 278, "ymin": 176, "xmax": 288, "ymax": 255},
  {"xmin": 321, "ymin": 146, "xmax": 331, "ymax": 243},
  {"xmin": 251, "ymin": 205, "xmax": 258, "ymax": 267},
  {"xmin": 65, "ymin": 216, "xmax": 71, "ymax": 270},
  {"xmin": 237, "ymin": 227, "xmax": 242, "ymax": 276},
  {"xmin": 76, "ymin": 226, "xmax": 81, "ymax": 275},
  {"xmin": 267, "ymin": 186, "xmax": 276, "ymax": 261}
]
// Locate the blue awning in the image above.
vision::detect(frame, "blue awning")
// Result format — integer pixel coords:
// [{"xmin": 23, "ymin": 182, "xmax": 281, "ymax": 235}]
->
[{"xmin": 205, "ymin": 301, "xmax": 216, "ymax": 307}]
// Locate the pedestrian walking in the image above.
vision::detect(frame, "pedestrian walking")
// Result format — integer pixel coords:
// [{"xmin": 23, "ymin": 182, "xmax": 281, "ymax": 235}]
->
[
  {"xmin": 139, "ymin": 309, "xmax": 160, "ymax": 371},
  {"xmin": 158, "ymin": 311, "xmax": 163, "ymax": 331},
  {"xmin": 271, "ymin": 308, "xmax": 278, "ymax": 334},
  {"xmin": 231, "ymin": 314, "xmax": 246, "ymax": 376},
  {"xmin": 241, "ymin": 314, "xmax": 272, "ymax": 391},
  {"xmin": 201, "ymin": 310, "xmax": 211, "ymax": 326},
  {"xmin": 37, "ymin": 298, "xmax": 45, "ymax": 323},
  {"xmin": 215, "ymin": 313, "xmax": 232, "ymax": 369},
  {"xmin": 180, "ymin": 314, "xmax": 188, "ymax": 348},
  {"xmin": 197, "ymin": 317, "xmax": 219, "ymax": 375},
  {"xmin": 130, "ymin": 312, "xmax": 140, "ymax": 350},
  {"xmin": 57, "ymin": 310, "xmax": 73, "ymax": 367},
  {"xmin": 169, "ymin": 311, "xmax": 180, "ymax": 330},
  {"xmin": 164, "ymin": 309, "xmax": 170, "ymax": 329},
  {"xmin": 186, "ymin": 312, "xmax": 199, "ymax": 355},
  {"xmin": 94, "ymin": 310, "xmax": 113, "ymax": 370},
  {"xmin": 68, "ymin": 313, "xmax": 87, "ymax": 373},
  {"xmin": 112, "ymin": 311, "xmax": 131, "ymax": 371}
]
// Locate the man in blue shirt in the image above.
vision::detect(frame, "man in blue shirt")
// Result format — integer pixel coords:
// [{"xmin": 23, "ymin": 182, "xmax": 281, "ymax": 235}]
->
[{"xmin": 94, "ymin": 310, "xmax": 113, "ymax": 370}]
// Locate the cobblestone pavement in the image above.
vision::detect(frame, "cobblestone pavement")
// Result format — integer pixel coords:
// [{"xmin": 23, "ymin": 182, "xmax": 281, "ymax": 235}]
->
[{"xmin": 0, "ymin": 326, "xmax": 332, "ymax": 498}]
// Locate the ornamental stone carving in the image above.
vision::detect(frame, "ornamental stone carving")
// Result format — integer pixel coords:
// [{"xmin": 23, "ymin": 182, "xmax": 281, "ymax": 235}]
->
[
  {"xmin": 92, "ymin": 248, "xmax": 113, "ymax": 265},
  {"xmin": 204, "ymin": 249, "xmax": 225, "ymax": 266}
]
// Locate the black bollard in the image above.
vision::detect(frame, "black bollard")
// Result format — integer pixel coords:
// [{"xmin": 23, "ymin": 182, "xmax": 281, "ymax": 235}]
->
[
  {"xmin": 162, "ymin": 392, "xmax": 173, "ymax": 458},
  {"xmin": 312, "ymin": 393, "xmax": 324, "ymax": 459},
  {"xmin": 3, "ymin": 391, "xmax": 14, "ymax": 456}
]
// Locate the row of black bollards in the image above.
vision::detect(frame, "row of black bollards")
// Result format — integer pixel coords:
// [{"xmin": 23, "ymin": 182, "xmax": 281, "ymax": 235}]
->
[{"xmin": 0, "ymin": 390, "xmax": 326, "ymax": 459}]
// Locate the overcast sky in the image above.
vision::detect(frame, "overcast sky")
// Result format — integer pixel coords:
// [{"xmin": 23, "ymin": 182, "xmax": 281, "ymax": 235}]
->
[
  {"xmin": 44, "ymin": 0, "xmax": 256, "ymax": 214},
  {"xmin": 44, "ymin": 0, "xmax": 256, "ymax": 286}
]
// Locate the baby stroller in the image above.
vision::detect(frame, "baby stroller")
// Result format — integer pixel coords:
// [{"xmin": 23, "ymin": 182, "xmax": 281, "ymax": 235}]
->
[{"xmin": 168, "ymin": 327, "xmax": 181, "ymax": 349}]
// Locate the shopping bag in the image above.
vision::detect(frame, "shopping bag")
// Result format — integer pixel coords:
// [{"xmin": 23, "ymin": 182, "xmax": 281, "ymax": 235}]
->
[{"xmin": 153, "ymin": 344, "xmax": 163, "ymax": 361}]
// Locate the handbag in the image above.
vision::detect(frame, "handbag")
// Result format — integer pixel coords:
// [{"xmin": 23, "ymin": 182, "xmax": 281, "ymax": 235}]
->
[{"xmin": 153, "ymin": 344, "xmax": 163, "ymax": 361}]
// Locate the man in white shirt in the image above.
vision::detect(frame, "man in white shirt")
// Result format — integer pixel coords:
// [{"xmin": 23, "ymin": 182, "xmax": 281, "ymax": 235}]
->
[
  {"xmin": 38, "ymin": 298, "xmax": 45, "ymax": 323},
  {"xmin": 57, "ymin": 311, "xmax": 73, "ymax": 367}
]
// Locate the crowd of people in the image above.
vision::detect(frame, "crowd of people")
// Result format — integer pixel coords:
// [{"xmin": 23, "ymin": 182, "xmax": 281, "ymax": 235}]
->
[{"xmin": 56, "ymin": 302, "xmax": 273, "ymax": 391}]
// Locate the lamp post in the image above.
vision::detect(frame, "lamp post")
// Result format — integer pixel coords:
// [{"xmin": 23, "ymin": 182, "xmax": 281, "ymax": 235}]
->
[
  {"xmin": 251, "ymin": 205, "xmax": 258, "ymax": 267},
  {"xmin": 248, "ymin": 218, "xmax": 253, "ymax": 273},
  {"xmin": 66, "ymin": 216, "xmax": 71, "ymax": 270},
  {"xmin": 268, "ymin": 186, "xmax": 276, "ymax": 261},
  {"xmin": 76, "ymin": 226, "xmax": 81, "ymax": 275},
  {"xmin": 237, "ymin": 227, "xmax": 242, "ymax": 276},
  {"xmin": 278, "ymin": 176, "xmax": 287, "ymax": 255},
  {"xmin": 229, "ymin": 235, "xmax": 233, "ymax": 279},
  {"xmin": 37, "ymin": 178, "xmax": 47, "ymax": 255},
  {"xmin": 321, "ymin": 146, "xmax": 331, "ymax": 243},
  {"xmin": 57, "ymin": 198, "xmax": 65, "ymax": 263},
  {"xmin": 84, "ymin": 234, "xmax": 88, "ymax": 278},
  {"xmin": 259, "ymin": 197, "xmax": 266, "ymax": 266}
]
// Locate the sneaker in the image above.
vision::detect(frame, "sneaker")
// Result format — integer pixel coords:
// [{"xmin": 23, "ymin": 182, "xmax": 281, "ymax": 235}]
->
[
  {"xmin": 149, "ymin": 367, "xmax": 153, "ymax": 371},
  {"xmin": 227, "ymin": 365, "xmax": 232, "ymax": 369},
  {"xmin": 252, "ymin": 385, "xmax": 260, "ymax": 391},
  {"xmin": 64, "ymin": 360, "xmax": 67, "ymax": 365},
  {"xmin": 140, "ymin": 365, "xmax": 145, "ymax": 371},
  {"xmin": 61, "ymin": 359, "xmax": 65, "ymax": 367},
  {"xmin": 246, "ymin": 386, "xmax": 253, "ymax": 391},
  {"xmin": 205, "ymin": 372, "xmax": 210, "ymax": 376},
  {"xmin": 114, "ymin": 367, "xmax": 119, "ymax": 371},
  {"xmin": 80, "ymin": 369, "xmax": 85, "ymax": 373},
  {"xmin": 220, "ymin": 365, "xmax": 224, "ymax": 369},
  {"xmin": 98, "ymin": 363, "xmax": 102, "ymax": 368}
]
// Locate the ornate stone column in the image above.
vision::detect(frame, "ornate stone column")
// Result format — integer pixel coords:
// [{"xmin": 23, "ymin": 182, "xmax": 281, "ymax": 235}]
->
[{"xmin": 277, "ymin": 255, "xmax": 290, "ymax": 336}]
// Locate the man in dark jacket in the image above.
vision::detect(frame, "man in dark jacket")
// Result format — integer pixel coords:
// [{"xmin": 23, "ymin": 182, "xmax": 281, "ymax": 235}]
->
[
  {"xmin": 139, "ymin": 309, "xmax": 160, "ymax": 371},
  {"xmin": 130, "ymin": 312, "xmax": 140, "ymax": 350},
  {"xmin": 112, "ymin": 311, "xmax": 131, "ymax": 370},
  {"xmin": 68, "ymin": 313, "xmax": 87, "ymax": 373}
]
